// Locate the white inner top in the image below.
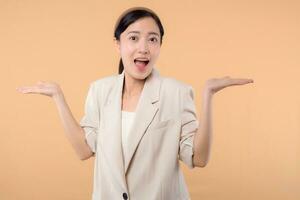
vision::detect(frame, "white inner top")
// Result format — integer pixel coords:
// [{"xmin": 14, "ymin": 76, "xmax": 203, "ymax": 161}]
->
[{"xmin": 121, "ymin": 110, "xmax": 136, "ymax": 165}]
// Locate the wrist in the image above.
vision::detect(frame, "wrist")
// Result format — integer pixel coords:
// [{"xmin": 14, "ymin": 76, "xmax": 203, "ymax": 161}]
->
[
  {"xmin": 203, "ymin": 87, "xmax": 214, "ymax": 99},
  {"xmin": 53, "ymin": 91, "xmax": 64, "ymax": 103}
]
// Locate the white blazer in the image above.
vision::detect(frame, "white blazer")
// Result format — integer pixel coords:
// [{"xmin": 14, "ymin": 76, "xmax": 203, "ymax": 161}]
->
[{"xmin": 80, "ymin": 67, "xmax": 199, "ymax": 200}]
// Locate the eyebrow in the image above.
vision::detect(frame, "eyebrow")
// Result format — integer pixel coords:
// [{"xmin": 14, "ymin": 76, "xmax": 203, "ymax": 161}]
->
[{"xmin": 127, "ymin": 31, "xmax": 160, "ymax": 37}]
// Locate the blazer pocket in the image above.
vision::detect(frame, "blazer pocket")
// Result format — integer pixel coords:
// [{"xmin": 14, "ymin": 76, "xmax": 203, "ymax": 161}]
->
[{"xmin": 150, "ymin": 118, "xmax": 174, "ymax": 130}]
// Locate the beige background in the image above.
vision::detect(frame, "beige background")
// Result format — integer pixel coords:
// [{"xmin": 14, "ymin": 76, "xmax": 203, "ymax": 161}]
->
[{"xmin": 1, "ymin": 0, "xmax": 299, "ymax": 199}]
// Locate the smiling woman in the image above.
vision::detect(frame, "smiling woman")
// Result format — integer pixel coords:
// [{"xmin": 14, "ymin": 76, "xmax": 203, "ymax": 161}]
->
[
  {"xmin": 16, "ymin": 6, "xmax": 253, "ymax": 200},
  {"xmin": 113, "ymin": 7, "xmax": 164, "ymax": 77}
]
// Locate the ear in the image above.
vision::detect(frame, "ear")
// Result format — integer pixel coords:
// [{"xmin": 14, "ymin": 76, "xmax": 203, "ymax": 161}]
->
[{"xmin": 114, "ymin": 38, "xmax": 120, "ymax": 54}]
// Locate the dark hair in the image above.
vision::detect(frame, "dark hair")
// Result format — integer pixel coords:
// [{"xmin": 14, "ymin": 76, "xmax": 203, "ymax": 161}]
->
[{"xmin": 114, "ymin": 7, "xmax": 164, "ymax": 74}]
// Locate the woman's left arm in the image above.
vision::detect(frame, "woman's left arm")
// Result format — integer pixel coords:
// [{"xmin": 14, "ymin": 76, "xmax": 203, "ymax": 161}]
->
[{"xmin": 193, "ymin": 77, "xmax": 254, "ymax": 168}]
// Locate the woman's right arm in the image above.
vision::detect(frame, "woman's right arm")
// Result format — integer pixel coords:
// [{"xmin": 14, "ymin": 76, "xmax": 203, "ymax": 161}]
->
[{"xmin": 17, "ymin": 81, "xmax": 94, "ymax": 160}]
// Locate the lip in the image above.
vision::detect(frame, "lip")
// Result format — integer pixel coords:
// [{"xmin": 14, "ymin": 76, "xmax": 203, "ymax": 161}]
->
[
  {"xmin": 133, "ymin": 58, "xmax": 150, "ymax": 62},
  {"xmin": 135, "ymin": 56, "xmax": 150, "ymax": 59},
  {"xmin": 134, "ymin": 57, "xmax": 150, "ymax": 65},
  {"xmin": 134, "ymin": 59, "xmax": 149, "ymax": 72}
]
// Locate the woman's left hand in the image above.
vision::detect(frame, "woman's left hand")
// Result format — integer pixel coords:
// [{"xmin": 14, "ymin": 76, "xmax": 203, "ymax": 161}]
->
[
  {"xmin": 204, "ymin": 76, "xmax": 254, "ymax": 95},
  {"xmin": 193, "ymin": 76, "xmax": 253, "ymax": 167}
]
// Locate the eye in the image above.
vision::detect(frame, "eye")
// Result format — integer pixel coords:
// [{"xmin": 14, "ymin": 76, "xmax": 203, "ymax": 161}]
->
[
  {"xmin": 129, "ymin": 36, "xmax": 138, "ymax": 41},
  {"xmin": 150, "ymin": 37, "xmax": 158, "ymax": 43}
]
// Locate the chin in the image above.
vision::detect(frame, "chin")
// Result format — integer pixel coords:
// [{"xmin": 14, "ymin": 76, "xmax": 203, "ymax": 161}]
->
[
  {"xmin": 127, "ymin": 68, "xmax": 152, "ymax": 80},
  {"xmin": 132, "ymin": 72, "xmax": 148, "ymax": 80},
  {"xmin": 136, "ymin": 68, "xmax": 153, "ymax": 79},
  {"xmin": 124, "ymin": 64, "xmax": 153, "ymax": 80}
]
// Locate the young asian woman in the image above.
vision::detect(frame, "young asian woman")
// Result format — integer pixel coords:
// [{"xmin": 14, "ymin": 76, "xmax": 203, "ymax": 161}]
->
[{"xmin": 17, "ymin": 7, "xmax": 253, "ymax": 200}]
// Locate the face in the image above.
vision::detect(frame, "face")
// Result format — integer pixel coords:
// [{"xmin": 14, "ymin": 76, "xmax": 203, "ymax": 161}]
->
[{"xmin": 115, "ymin": 17, "xmax": 161, "ymax": 80}]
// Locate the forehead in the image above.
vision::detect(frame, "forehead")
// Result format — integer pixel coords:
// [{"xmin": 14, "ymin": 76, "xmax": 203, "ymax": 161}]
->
[{"xmin": 124, "ymin": 17, "xmax": 160, "ymax": 36}]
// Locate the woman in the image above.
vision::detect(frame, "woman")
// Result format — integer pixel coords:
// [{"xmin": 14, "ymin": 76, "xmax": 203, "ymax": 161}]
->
[{"xmin": 17, "ymin": 7, "xmax": 253, "ymax": 200}]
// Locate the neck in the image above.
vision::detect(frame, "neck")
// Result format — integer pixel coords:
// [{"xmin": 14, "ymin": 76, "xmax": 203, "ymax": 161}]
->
[{"xmin": 123, "ymin": 72, "xmax": 145, "ymax": 97}]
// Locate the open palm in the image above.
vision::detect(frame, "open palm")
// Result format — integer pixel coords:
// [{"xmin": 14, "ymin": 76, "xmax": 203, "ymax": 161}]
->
[
  {"xmin": 205, "ymin": 76, "xmax": 253, "ymax": 94},
  {"xmin": 16, "ymin": 81, "xmax": 62, "ymax": 97}
]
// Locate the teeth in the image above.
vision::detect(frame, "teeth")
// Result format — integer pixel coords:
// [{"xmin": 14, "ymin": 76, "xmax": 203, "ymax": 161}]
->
[
  {"xmin": 134, "ymin": 59, "xmax": 149, "ymax": 66},
  {"xmin": 135, "ymin": 58, "xmax": 149, "ymax": 61}
]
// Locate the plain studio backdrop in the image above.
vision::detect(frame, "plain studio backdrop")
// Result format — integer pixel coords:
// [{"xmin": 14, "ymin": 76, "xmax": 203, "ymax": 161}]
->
[{"xmin": 1, "ymin": 0, "xmax": 299, "ymax": 199}]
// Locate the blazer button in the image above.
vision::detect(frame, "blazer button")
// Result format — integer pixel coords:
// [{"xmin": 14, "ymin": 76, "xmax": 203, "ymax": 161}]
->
[{"xmin": 122, "ymin": 192, "xmax": 128, "ymax": 200}]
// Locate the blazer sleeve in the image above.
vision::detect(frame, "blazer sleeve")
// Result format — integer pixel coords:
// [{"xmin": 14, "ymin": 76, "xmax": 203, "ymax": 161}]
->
[
  {"xmin": 179, "ymin": 85, "xmax": 199, "ymax": 169},
  {"xmin": 79, "ymin": 82, "xmax": 100, "ymax": 153}
]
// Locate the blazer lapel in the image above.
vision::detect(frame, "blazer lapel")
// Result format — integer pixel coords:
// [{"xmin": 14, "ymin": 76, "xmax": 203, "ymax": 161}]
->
[
  {"xmin": 102, "ymin": 71, "xmax": 126, "ymax": 190},
  {"xmin": 124, "ymin": 68, "xmax": 162, "ymax": 174},
  {"xmin": 102, "ymin": 68, "xmax": 162, "ymax": 188}
]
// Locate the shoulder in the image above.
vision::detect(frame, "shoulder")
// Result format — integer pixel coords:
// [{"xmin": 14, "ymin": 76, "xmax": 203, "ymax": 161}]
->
[
  {"xmin": 86, "ymin": 74, "xmax": 119, "ymax": 93},
  {"xmin": 91, "ymin": 74, "xmax": 118, "ymax": 88},
  {"xmin": 156, "ymin": 75, "xmax": 196, "ymax": 116},
  {"xmin": 160, "ymin": 76, "xmax": 193, "ymax": 92},
  {"xmin": 159, "ymin": 75, "xmax": 197, "ymax": 104}
]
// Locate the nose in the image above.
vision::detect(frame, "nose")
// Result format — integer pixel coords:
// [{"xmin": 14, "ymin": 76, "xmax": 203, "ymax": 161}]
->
[{"xmin": 137, "ymin": 39, "xmax": 149, "ymax": 54}]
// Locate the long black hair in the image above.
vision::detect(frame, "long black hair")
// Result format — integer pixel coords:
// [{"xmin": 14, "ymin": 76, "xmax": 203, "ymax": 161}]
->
[{"xmin": 114, "ymin": 7, "xmax": 164, "ymax": 74}]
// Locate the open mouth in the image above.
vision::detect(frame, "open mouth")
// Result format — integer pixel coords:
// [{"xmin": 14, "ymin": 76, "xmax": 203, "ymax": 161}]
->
[
  {"xmin": 134, "ymin": 59, "xmax": 150, "ymax": 66},
  {"xmin": 134, "ymin": 58, "xmax": 150, "ymax": 72}
]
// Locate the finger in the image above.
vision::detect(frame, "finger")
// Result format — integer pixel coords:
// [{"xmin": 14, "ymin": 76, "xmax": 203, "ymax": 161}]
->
[
  {"xmin": 37, "ymin": 81, "xmax": 46, "ymax": 86},
  {"xmin": 16, "ymin": 86, "xmax": 31, "ymax": 93},
  {"xmin": 221, "ymin": 76, "xmax": 231, "ymax": 79},
  {"xmin": 17, "ymin": 86, "xmax": 44, "ymax": 94},
  {"xmin": 228, "ymin": 79, "xmax": 254, "ymax": 85}
]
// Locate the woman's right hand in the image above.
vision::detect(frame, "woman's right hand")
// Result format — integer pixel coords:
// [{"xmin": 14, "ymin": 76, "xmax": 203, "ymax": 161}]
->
[
  {"xmin": 17, "ymin": 81, "xmax": 63, "ymax": 98},
  {"xmin": 17, "ymin": 81, "xmax": 94, "ymax": 160}
]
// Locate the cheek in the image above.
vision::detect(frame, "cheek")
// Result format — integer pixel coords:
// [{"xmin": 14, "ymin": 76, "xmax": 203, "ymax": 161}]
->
[
  {"xmin": 151, "ymin": 46, "xmax": 160, "ymax": 58},
  {"xmin": 120, "ymin": 42, "xmax": 135, "ymax": 55}
]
